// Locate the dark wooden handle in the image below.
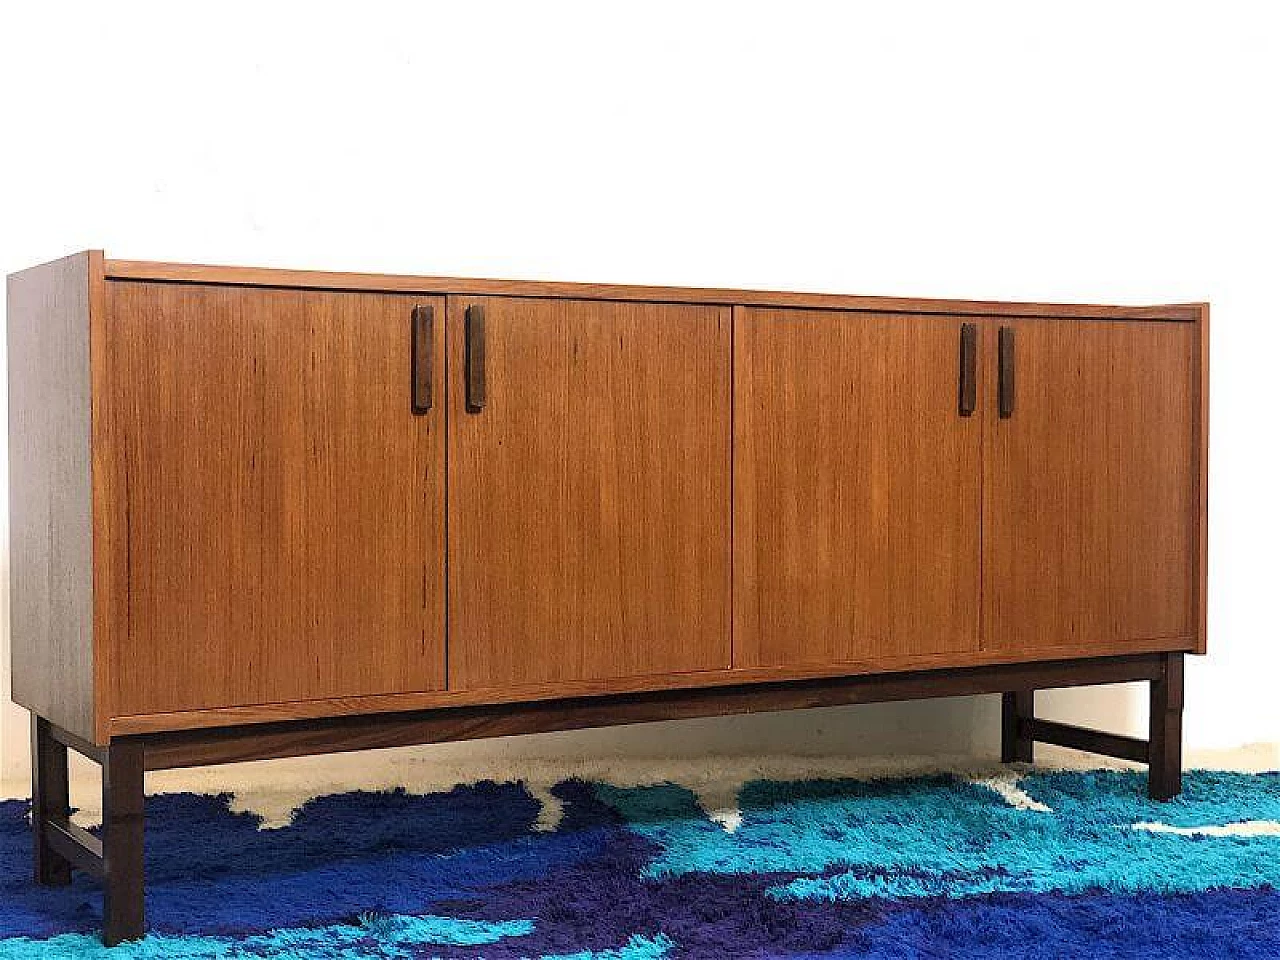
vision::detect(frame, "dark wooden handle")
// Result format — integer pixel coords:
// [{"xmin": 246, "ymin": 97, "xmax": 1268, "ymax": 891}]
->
[
  {"xmin": 465, "ymin": 304, "xmax": 486, "ymax": 413},
  {"xmin": 410, "ymin": 305, "xmax": 433, "ymax": 414},
  {"xmin": 958, "ymin": 323, "xmax": 977, "ymax": 417},
  {"xmin": 998, "ymin": 326, "xmax": 1015, "ymax": 419}
]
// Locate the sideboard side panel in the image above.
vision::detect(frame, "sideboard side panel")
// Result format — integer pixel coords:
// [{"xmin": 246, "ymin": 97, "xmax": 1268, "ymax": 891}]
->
[
  {"xmin": 1193, "ymin": 304, "xmax": 1209, "ymax": 654},
  {"xmin": 6, "ymin": 251, "xmax": 101, "ymax": 743}
]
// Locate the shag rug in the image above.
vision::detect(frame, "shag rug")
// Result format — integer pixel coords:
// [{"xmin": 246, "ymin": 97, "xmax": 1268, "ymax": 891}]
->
[{"xmin": 2, "ymin": 768, "xmax": 1279, "ymax": 958}]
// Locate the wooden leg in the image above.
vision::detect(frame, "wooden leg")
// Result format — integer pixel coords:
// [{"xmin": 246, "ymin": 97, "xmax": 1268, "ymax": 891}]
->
[
  {"xmin": 1001, "ymin": 690, "xmax": 1035, "ymax": 763},
  {"xmin": 1148, "ymin": 653, "xmax": 1184, "ymax": 801},
  {"xmin": 31, "ymin": 716, "xmax": 73, "ymax": 887},
  {"xmin": 102, "ymin": 738, "xmax": 146, "ymax": 946}
]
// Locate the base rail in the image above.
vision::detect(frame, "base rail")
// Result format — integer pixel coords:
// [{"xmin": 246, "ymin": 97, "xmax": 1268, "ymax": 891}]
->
[
  {"xmin": 1000, "ymin": 651, "xmax": 1184, "ymax": 800},
  {"xmin": 1019, "ymin": 717, "xmax": 1150, "ymax": 764},
  {"xmin": 29, "ymin": 650, "xmax": 1185, "ymax": 946}
]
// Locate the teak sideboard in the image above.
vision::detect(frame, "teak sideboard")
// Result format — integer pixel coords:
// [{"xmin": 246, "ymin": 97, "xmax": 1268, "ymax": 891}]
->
[{"xmin": 8, "ymin": 252, "xmax": 1207, "ymax": 944}]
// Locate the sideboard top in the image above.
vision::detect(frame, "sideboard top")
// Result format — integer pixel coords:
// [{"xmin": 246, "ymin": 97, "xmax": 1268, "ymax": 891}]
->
[{"xmin": 30, "ymin": 251, "xmax": 1206, "ymax": 321}]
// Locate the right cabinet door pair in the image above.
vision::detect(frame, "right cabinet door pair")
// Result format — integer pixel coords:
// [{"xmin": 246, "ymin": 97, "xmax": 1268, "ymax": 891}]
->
[{"xmin": 734, "ymin": 309, "xmax": 1199, "ymax": 668}]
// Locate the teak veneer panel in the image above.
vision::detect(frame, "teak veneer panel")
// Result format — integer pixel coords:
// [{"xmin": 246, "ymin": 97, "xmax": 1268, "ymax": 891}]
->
[
  {"xmin": 982, "ymin": 320, "xmax": 1199, "ymax": 651},
  {"xmin": 7, "ymin": 252, "xmax": 102, "ymax": 742},
  {"xmin": 98, "ymin": 283, "xmax": 447, "ymax": 717},
  {"xmin": 446, "ymin": 296, "xmax": 732, "ymax": 689},
  {"xmin": 1193, "ymin": 304, "xmax": 1209, "ymax": 654},
  {"xmin": 734, "ymin": 309, "xmax": 982, "ymax": 667},
  {"xmin": 103, "ymin": 258, "xmax": 1202, "ymax": 321}
]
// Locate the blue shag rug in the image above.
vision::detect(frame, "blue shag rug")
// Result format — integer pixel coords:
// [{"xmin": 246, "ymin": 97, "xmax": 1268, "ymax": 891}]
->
[{"xmin": 2, "ymin": 769, "xmax": 1279, "ymax": 958}]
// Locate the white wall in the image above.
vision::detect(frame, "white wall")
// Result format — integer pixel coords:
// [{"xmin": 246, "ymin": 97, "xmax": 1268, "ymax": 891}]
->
[{"xmin": 3, "ymin": 2, "xmax": 1277, "ymax": 788}]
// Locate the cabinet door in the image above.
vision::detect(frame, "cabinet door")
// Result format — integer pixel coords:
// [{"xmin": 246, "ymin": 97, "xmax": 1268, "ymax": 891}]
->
[
  {"xmin": 982, "ymin": 320, "xmax": 1198, "ymax": 652},
  {"xmin": 101, "ymin": 283, "xmax": 446, "ymax": 716},
  {"xmin": 734, "ymin": 309, "xmax": 982, "ymax": 667},
  {"xmin": 447, "ymin": 297, "xmax": 732, "ymax": 690}
]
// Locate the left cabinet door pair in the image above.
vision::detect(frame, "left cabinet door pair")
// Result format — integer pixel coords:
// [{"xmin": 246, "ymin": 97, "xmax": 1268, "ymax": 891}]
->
[{"xmin": 103, "ymin": 285, "xmax": 732, "ymax": 717}]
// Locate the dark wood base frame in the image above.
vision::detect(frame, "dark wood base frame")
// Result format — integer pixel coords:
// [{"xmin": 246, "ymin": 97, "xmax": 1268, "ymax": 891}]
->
[{"xmin": 31, "ymin": 651, "xmax": 1185, "ymax": 946}]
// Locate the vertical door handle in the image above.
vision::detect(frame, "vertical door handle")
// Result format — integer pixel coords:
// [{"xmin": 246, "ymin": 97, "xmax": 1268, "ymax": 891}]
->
[
  {"xmin": 998, "ymin": 326, "xmax": 1015, "ymax": 419},
  {"xmin": 958, "ymin": 323, "xmax": 977, "ymax": 416},
  {"xmin": 465, "ymin": 304, "xmax": 486, "ymax": 413},
  {"xmin": 411, "ymin": 304, "xmax": 434, "ymax": 414}
]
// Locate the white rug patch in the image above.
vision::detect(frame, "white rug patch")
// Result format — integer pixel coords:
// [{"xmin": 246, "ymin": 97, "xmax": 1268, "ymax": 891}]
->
[
  {"xmin": 972, "ymin": 771, "xmax": 1054, "ymax": 813},
  {"xmin": 228, "ymin": 789, "xmax": 314, "ymax": 831},
  {"xmin": 1132, "ymin": 820, "xmax": 1280, "ymax": 838},
  {"xmin": 530, "ymin": 785, "xmax": 564, "ymax": 833},
  {"xmin": 705, "ymin": 806, "xmax": 744, "ymax": 833},
  {"xmin": 691, "ymin": 782, "xmax": 746, "ymax": 833}
]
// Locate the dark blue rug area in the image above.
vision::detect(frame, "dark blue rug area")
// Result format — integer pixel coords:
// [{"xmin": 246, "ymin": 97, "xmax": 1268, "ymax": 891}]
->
[{"xmin": 2, "ymin": 770, "xmax": 1278, "ymax": 957}]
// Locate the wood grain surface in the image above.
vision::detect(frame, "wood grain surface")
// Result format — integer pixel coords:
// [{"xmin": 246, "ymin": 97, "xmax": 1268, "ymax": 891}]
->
[
  {"xmin": 7, "ymin": 252, "xmax": 102, "ymax": 742},
  {"xmin": 734, "ymin": 308, "xmax": 983, "ymax": 667},
  {"xmin": 1193, "ymin": 305, "xmax": 1209, "ymax": 653},
  {"xmin": 97, "ymin": 282, "xmax": 446, "ymax": 716},
  {"xmin": 446, "ymin": 296, "xmax": 732, "ymax": 689},
  {"xmin": 982, "ymin": 320, "xmax": 1198, "ymax": 651},
  {"xmin": 103, "ymin": 257, "xmax": 1202, "ymax": 321}
]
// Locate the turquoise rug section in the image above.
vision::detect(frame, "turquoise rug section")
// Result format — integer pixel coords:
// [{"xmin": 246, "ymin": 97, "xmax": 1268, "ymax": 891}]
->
[{"xmin": 2, "ymin": 770, "xmax": 1278, "ymax": 957}]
